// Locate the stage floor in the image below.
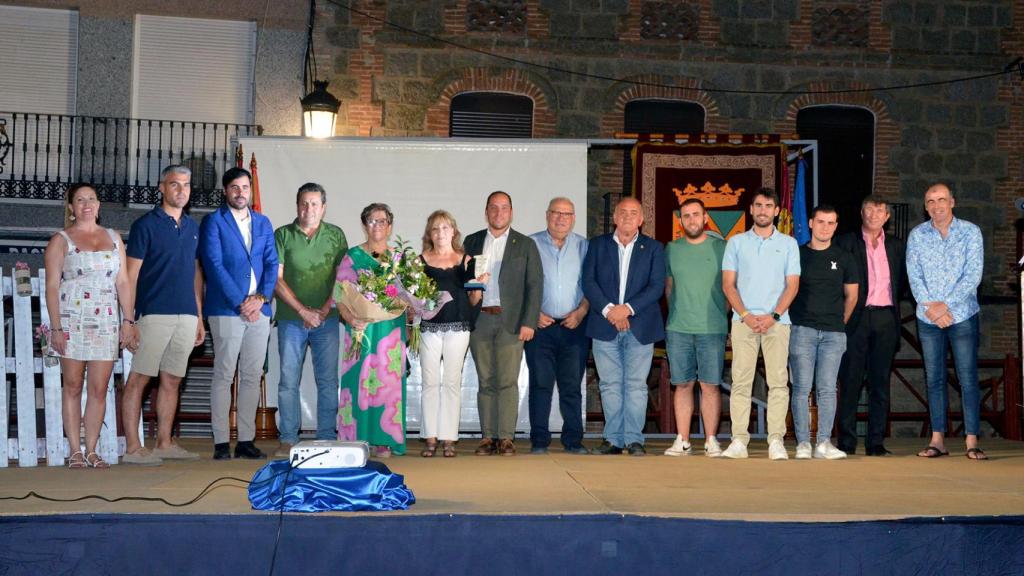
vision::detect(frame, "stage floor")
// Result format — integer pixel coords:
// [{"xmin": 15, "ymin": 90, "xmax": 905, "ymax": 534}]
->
[{"xmin": 1, "ymin": 437, "xmax": 1022, "ymax": 521}]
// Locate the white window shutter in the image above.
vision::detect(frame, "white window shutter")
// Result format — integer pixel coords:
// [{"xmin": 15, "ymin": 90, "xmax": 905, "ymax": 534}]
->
[
  {"xmin": 0, "ymin": 5, "xmax": 78, "ymax": 114},
  {"xmin": 132, "ymin": 14, "xmax": 255, "ymax": 124}
]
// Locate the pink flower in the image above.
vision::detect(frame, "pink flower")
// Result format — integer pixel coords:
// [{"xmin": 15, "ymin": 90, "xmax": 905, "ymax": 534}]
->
[{"xmin": 384, "ymin": 284, "xmax": 398, "ymax": 298}]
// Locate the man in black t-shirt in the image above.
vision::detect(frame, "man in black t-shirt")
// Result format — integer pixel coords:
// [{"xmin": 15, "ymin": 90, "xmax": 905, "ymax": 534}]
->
[{"xmin": 788, "ymin": 205, "xmax": 859, "ymax": 460}]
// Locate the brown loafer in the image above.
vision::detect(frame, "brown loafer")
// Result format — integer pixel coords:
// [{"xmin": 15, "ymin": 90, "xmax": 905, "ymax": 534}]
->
[
  {"xmin": 475, "ymin": 438, "xmax": 496, "ymax": 456},
  {"xmin": 498, "ymin": 438, "xmax": 516, "ymax": 456}
]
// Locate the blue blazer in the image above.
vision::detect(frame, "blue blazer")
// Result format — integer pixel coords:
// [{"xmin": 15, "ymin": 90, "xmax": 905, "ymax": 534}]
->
[
  {"xmin": 199, "ymin": 205, "xmax": 278, "ymax": 317},
  {"xmin": 582, "ymin": 232, "xmax": 666, "ymax": 345}
]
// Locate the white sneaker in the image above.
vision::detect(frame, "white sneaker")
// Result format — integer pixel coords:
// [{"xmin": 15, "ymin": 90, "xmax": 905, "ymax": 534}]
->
[
  {"xmin": 814, "ymin": 440, "xmax": 848, "ymax": 460},
  {"xmin": 768, "ymin": 439, "xmax": 789, "ymax": 461},
  {"xmin": 720, "ymin": 440, "xmax": 748, "ymax": 459},
  {"xmin": 664, "ymin": 435, "xmax": 692, "ymax": 456},
  {"xmin": 795, "ymin": 441, "xmax": 813, "ymax": 459},
  {"xmin": 704, "ymin": 436, "xmax": 723, "ymax": 458}
]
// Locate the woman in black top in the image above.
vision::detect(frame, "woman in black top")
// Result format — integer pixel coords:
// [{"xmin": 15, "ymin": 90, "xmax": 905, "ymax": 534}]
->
[{"xmin": 418, "ymin": 210, "xmax": 486, "ymax": 457}]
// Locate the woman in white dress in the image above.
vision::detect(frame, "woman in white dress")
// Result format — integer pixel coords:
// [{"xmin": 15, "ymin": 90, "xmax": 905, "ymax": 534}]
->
[{"xmin": 43, "ymin": 184, "xmax": 137, "ymax": 468}]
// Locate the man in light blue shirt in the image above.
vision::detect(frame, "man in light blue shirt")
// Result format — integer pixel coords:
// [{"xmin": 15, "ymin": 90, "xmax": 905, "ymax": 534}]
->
[
  {"xmin": 720, "ymin": 188, "xmax": 800, "ymax": 460},
  {"xmin": 906, "ymin": 183, "xmax": 986, "ymax": 460},
  {"xmin": 525, "ymin": 197, "xmax": 590, "ymax": 455}
]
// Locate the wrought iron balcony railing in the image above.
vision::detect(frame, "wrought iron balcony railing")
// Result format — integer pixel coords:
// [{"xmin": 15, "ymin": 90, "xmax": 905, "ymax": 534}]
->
[{"xmin": 0, "ymin": 112, "xmax": 262, "ymax": 208}]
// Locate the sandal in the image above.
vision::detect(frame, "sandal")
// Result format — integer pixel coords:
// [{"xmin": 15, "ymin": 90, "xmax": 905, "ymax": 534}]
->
[
  {"xmin": 442, "ymin": 441, "xmax": 457, "ymax": 458},
  {"xmin": 421, "ymin": 440, "xmax": 438, "ymax": 458},
  {"xmin": 67, "ymin": 451, "xmax": 87, "ymax": 469},
  {"xmin": 966, "ymin": 447, "xmax": 988, "ymax": 460},
  {"xmin": 917, "ymin": 446, "xmax": 950, "ymax": 458},
  {"xmin": 85, "ymin": 451, "xmax": 110, "ymax": 469}
]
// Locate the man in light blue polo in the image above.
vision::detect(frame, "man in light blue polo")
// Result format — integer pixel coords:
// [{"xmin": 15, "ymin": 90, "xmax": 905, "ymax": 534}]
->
[
  {"xmin": 720, "ymin": 188, "xmax": 800, "ymax": 460},
  {"xmin": 525, "ymin": 197, "xmax": 590, "ymax": 455}
]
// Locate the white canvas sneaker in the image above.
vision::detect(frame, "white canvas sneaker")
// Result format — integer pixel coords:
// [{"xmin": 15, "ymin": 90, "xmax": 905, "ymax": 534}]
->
[
  {"xmin": 664, "ymin": 435, "xmax": 693, "ymax": 456},
  {"xmin": 704, "ymin": 436, "xmax": 723, "ymax": 458},
  {"xmin": 814, "ymin": 440, "xmax": 848, "ymax": 460},
  {"xmin": 795, "ymin": 441, "xmax": 813, "ymax": 460},
  {"xmin": 720, "ymin": 440, "xmax": 748, "ymax": 459},
  {"xmin": 768, "ymin": 439, "xmax": 789, "ymax": 461}
]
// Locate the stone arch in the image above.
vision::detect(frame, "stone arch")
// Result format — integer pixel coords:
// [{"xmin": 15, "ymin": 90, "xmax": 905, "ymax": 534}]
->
[
  {"xmin": 599, "ymin": 75, "xmax": 726, "ymax": 138},
  {"xmin": 775, "ymin": 82, "xmax": 900, "ymax": 202},
  {"xmin": 595, "ymin": 75, "xmax": 726, "ymax": 226},
  {"xmin": 424, "ymin": 67, "xmax": 558, "ymax": 137}
]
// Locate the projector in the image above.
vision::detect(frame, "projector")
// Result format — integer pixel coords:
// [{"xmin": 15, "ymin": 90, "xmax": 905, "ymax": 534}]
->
[{"xmin": 288, "ymin": 440, "xmax": 369, "ymax": 469}]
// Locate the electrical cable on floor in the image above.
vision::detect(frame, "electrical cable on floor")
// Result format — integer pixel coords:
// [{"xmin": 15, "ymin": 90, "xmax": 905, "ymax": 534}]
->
[
  {"xmin": 267, "ymin": 458, "xmax": 296, "ymax": 576},
  {"xmin": 0, "ymin": 450, "xmax": 330, "ymax": 508}
]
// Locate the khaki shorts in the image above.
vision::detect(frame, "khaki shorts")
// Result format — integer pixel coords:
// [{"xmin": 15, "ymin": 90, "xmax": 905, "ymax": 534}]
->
[{"xmin": 131, "ymin": 314, "xmax": 199, "ymax": 378}]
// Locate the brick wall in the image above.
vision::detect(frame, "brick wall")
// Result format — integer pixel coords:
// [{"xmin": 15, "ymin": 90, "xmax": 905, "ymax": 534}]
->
[{"xmin": 313, "ymin": 0, "xmax": 1020, "ymax": 354}]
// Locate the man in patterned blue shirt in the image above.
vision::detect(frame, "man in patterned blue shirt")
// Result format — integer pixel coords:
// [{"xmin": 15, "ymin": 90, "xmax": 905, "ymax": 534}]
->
[{"xmin": 906, "ymin": 183, "xmax": 986, "ymax": 460}]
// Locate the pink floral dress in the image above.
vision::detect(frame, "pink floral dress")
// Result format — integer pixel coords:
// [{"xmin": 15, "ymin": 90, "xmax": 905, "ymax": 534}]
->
[{"xmin": 336, "ymin": 246, "xmax": 407, "ymax": 454}]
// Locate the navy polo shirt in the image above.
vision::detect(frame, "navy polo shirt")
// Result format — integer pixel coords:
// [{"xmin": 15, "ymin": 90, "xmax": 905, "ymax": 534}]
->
[{"xmin": 127, "ymin": 206, "xmax": 200, "ymax": 318}]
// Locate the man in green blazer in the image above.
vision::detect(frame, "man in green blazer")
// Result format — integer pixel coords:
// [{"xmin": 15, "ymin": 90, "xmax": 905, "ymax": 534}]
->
[{"xmin": 464, "ymin": 191, "xmax": 543, "ymax": 456}]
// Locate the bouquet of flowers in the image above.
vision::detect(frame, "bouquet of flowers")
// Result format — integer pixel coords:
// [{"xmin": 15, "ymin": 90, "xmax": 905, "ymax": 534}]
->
[
  {"xmin": 334, "ymin": 238, "xmax": 451, "ymax": 361},
  {"xmin": 390, "ymin": 238, "xmax": 452, "ymax": 357}
]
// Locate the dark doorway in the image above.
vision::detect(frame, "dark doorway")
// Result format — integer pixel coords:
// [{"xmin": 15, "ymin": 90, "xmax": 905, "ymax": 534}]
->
[
  {"xmin": 623, "ymin": 99, "xmax": 705, "ymax": 194},
  {"xmin": 796, "ymin": 106, "xmax": 875, "ymax": 235},
  {"xmin": 449, "ymin": 92, "xmax": 533, "ymax": 138}
]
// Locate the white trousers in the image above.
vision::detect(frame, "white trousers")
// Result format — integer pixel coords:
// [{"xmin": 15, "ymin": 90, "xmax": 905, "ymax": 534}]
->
[{"xmin": 419, "ymin": 329, "xmax": 470, "ymax": 441}]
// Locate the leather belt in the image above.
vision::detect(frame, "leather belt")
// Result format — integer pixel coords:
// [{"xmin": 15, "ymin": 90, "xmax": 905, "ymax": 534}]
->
[
  {"xmin": 864, "ymin": 305, "xmax": 893, "ymax": 311},
  {"xmin": 481, "ymin": 306, "xmax": 503, "ymax": 315}
]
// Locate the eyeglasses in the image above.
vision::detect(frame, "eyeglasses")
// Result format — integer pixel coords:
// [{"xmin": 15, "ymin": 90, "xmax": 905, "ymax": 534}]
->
[
  {"xmin": 548, "ymin": 210, "xmax": 574, "ymax": 218},
  {"xmin": 366, "ymin": 219, "xmax": 390, "ymax": 227}
]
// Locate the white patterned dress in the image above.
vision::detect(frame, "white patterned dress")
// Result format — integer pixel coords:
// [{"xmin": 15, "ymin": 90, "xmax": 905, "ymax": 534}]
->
[{"xmin": 55, "ymin": 229, "xmax": 121, "ymax": 361}]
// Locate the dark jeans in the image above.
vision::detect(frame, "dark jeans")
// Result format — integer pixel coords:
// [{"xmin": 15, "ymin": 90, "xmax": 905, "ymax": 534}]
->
[
  {"xmin": 835, "ymin": 307, "xmax": 901, "ymax": 450},
  {"xmin": 838, "ymin": 306, "xmax": 899, "ymax": 453},
  {"xmin": 524, "ymin": 320, "xmax": 588, "ymax": 449},
  {"xmin": 918, "ymin": 314, "xmax": 980, "ymax": 436}
]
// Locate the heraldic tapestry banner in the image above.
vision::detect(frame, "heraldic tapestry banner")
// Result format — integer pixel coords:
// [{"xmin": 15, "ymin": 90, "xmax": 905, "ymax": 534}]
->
[{"xmin": 632, "ymin": 143, "xmax": 786, "ymax": 244}]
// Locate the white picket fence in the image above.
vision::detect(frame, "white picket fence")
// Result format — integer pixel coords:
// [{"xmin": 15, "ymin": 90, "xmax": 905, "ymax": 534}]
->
[{"xmin": 1, "ymin": 268, "xmax": 129, "ymax": 467}]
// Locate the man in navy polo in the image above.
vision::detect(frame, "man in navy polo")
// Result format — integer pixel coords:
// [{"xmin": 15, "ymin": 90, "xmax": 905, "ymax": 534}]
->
[
  {"xmin": 121, "ymin": 165, "xmax": 206, "ymax": 465},
  {"xmin": 199, "ymin": 167, "xmax": 278, "ymax": 460}
]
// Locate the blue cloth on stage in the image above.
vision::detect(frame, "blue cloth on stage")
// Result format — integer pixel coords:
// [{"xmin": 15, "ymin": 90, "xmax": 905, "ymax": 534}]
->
[{"xmin": 248, "ymin": 460, "xmax": 415, "ymax": 512}]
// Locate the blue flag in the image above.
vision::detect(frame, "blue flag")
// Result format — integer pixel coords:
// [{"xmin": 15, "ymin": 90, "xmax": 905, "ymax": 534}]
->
[{"xmin": 792, "ymin": 158, "xmax": 810, "ymax": 245}]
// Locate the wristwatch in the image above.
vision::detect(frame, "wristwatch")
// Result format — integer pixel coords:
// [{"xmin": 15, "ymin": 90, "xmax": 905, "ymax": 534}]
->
[{"xmin": 771, "ymin": 312, "xmax": 781, "ymax": 321}]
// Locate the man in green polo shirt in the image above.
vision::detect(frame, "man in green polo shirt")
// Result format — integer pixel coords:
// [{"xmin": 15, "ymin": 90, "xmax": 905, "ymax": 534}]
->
[
  {"xmin": 273, "ymin": 182, "xmax": 348, "ymax": 458},
  {"xmin": 663, "ymin": 198, "xmax": 728, "ymax": 458}
]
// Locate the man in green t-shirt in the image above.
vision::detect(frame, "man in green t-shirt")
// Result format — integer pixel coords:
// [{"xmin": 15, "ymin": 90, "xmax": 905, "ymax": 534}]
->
[
  {"xmin": 272, "ymin": 183, "xmax": 348, "ymax": 458},
  {"xmin": 663, "ymin": 198, "xmax": 728, "ymax": 458}
]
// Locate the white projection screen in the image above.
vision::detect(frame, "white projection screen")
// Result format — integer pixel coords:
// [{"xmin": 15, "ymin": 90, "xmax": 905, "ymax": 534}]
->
[{"xmin": 238, "ymin": 136, "xmax": 588, "ymax": 435}]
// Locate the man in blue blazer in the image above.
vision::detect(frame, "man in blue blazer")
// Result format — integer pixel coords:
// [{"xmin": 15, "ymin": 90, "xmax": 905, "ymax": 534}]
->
[
  {"xmin": 199, "ymin": 167, "xmax": 278, "ymax": 460},
  {"xmin": 583, "ymin": 197, "xmax": 666, "ymax": 456}
]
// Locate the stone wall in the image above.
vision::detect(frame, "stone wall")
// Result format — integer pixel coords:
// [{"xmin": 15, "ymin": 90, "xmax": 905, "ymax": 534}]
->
[
  {"xmin": 314, "ymin": 0, "xmax": 1021, "ymax": 356},
  {"xmin": 1, "ymin": 0, "xmax": 1020, "ymax": 358}
]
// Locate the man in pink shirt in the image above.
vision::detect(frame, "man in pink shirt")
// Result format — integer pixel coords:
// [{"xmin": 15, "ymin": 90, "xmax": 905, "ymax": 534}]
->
[{"xmin": 835, "ymin": 196, "xmax": 906, "ymax": 456}]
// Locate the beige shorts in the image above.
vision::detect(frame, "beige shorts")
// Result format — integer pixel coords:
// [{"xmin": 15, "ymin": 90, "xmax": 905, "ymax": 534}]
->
[{"xmin": 131, "ymin": 314, "xmax": 199, "ymax": 378}]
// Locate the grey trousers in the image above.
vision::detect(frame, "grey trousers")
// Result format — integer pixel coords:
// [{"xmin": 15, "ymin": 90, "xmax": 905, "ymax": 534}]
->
[
  {"xmin": 209, "ymin": 314, "xmax": 271, "ymax": 444},
  {"xmin": 469, "ymin": 312, "xmax": 524, "ymax": 439}
]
